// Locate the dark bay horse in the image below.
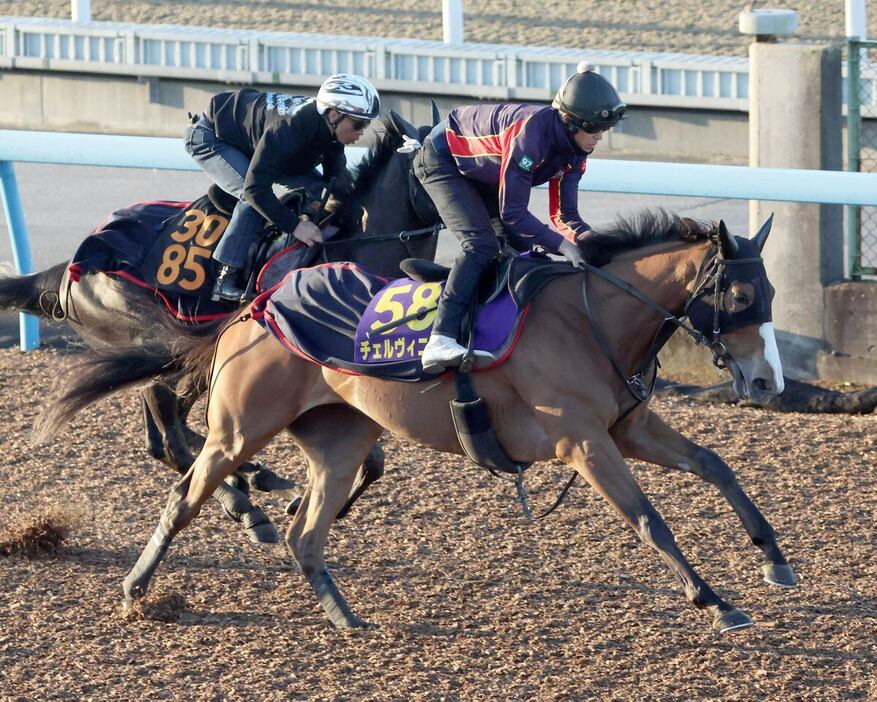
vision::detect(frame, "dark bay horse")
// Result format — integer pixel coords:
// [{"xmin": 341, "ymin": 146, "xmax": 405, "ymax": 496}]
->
[
  {"xmin": 37, "ymin": 211, "xmax": 797, "ymax": 633},
  {"xmin": 1, "ymin": 111, "xmax": 440, "ymax": 543}
]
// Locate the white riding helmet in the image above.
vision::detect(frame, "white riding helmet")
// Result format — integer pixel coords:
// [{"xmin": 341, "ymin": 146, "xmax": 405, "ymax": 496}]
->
[{"xmin": 316, "ymin": 74, "xmax": 381, "ymax": 120}]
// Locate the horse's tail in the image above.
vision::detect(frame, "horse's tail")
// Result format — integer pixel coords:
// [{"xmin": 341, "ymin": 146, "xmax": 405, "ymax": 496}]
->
[
  {"xmin": 32, "ymin": 314, "xmax": 229, "ymax": 444},
  {"xmin": 0, "ymin": 262, "xmax": 67, "ymax": 318}
]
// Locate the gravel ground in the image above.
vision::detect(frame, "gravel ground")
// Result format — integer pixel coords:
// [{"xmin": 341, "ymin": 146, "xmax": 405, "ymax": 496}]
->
[
  {"xmin": 1, "ymin": 1, "xmax": 870, "ymax": 58},
  {"xmin": 0, "ymin": 343, "xmax": 875, "ymax": 700}
]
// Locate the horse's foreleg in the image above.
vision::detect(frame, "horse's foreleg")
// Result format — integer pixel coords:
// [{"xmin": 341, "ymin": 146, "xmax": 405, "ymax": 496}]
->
[
  {"xmin": 558, "ymin": 433, "xmax": 753, "ymax": 633},
  {"xmin": 140, "ymin": 382, "xmax": 280, "ymax": 545},
  {"xmin": 286, "ymin": 407, "xmax": 383, "ymax": 628},
  {"xmin": 611, "ymin": 408, "xmax": 796, "ymax": 588},
  {"xmin": 124, "ymin": 323, "xmax": 304, "ymax": 607}
]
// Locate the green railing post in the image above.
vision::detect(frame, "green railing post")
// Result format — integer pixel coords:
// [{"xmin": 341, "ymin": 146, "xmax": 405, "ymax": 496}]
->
[{"xmin": 847, "ymin": 37, "xmax": 862, "ymax": 280}]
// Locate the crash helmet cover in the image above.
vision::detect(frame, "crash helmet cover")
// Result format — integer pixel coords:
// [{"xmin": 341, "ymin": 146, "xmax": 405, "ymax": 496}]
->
[{"xmin": 316, "ymin": 74, "xmax": 381, "ymax": 120}]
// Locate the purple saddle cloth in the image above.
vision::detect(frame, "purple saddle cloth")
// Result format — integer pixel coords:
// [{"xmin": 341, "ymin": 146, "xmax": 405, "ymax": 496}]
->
[{"xmin": 254, "ymin": 262, "xmax": 526, "ymax": 382}]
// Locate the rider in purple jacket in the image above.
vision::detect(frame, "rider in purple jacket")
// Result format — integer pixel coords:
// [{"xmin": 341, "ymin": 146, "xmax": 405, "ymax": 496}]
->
[{"xmin": 414, "ymin": 62, "xmax": 627, "ymax": 372}]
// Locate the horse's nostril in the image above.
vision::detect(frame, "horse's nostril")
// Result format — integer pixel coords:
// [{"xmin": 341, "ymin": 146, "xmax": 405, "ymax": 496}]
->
[{"xmin": 753, "ymin": 377, "xmax": 771, "ymax": 393}]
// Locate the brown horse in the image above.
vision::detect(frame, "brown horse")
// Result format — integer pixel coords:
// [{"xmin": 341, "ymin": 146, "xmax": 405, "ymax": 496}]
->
[{"xmin": 38, "ymin": 210, "xmax": 797, "ymax": 633}]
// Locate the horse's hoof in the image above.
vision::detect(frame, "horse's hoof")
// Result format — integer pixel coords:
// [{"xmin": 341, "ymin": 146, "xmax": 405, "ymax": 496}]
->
[
  {"xmin": 252, "ymin": 466, "xmax": 301, "ymax": 496},
  {"xmin": 713, "ymin": 607, "xmax": 754, "ymax": 633},
  {"xmin": 122, "ymin": 580, "xmax": 145, "ymax": 613},
  {"xmin": 285, "ymin": 496, "xmax": 303, "ymax": 516},
  {"xmin": 246, "ymin": 521, "xmax": 281, "ymax": 545},
  {"xmin": 241, "ymin": 508, "xmax": 281, "ymax": 544},
  {"xmin": 332, "ymin": 614, "xmax": 370, "ymax": 629},
  {"xmin": 763, "ymin": 563, "xmax": 797, "ymax": 588}
]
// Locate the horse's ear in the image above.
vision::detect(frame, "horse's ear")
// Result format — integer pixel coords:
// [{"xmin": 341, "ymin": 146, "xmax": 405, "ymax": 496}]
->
[
  {"xmin": 751, "ymin": 212, "xmax": 774, "ymax": 252},
  {"xmin": 430, "ymin": 99, "xmax": 442, "ymax": 127},
  {"xmin": 717, "ymin": 220, "xmax": 739, "ymax": 259},
  {"xmin": 389, "ymin": 109, "xmax": 420, "ymax": 141}
]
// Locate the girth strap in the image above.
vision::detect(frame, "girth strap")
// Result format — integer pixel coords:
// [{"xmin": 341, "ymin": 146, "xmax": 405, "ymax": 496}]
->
[{"xmin": 449, "ymin": 371, "xmax": 576, "ymax": 521}]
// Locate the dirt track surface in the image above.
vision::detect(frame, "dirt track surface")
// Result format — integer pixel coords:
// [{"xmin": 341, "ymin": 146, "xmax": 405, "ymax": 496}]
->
[
  {"xmin": 1, "ymin": 1, "xmax": 870, "ymax": 57},
  {"xmin": 0, "ymin": 345, "xmax": 875, "ymax": 701}
]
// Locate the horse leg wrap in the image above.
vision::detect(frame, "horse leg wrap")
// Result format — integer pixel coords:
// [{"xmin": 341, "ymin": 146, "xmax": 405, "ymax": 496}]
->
[
  {"xmin": 310, "ymin": 569, "xmax": 366, "ymax": 628},
  {"xmin": 213, "ymin": 480, "xmax": 256, "ymax": 521},
  {"xmin": 240, "ymin": 507, "xmax": 280, "ymax": 544},
  {"xmin": 123, "ymin": 521, "xmax": 172, "ymax": 607},
  {"xmin": 213, "ymin": 482, "xmax": 280, "ymax": 545}
]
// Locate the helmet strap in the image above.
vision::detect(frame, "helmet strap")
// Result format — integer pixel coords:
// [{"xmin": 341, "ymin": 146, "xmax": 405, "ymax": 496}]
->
[{"xmin": 325, "ymin": 109, "xmax": 345, "ymax": 142}]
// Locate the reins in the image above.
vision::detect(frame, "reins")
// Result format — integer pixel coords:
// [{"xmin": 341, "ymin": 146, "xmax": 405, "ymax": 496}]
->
[
  {"xmin": 319, "ymin": 223, "xmax": 441, "ymax": 249},
  {"xmin": 579, "ymin": 246, "xmax": 764, "ymax": 408}
]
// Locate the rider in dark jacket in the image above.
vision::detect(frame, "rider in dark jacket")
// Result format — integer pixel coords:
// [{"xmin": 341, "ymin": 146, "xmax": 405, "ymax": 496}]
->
[
  {"xmin": 414, "ymin": 62, "xmax": 626, "ymax": 372},
  {"xmin": 185, "ymin": 74, "xmax": 381, "ymax": 300}
]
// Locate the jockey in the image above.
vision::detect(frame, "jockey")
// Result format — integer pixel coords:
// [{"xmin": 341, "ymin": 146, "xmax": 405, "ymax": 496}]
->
[
  {"xmin": 414, "ymin": 62, "xmax": 626, "ymax": 373},
  {"xmin": 184, "ymin": 74, "xmax": 381, "ymax": 301}
]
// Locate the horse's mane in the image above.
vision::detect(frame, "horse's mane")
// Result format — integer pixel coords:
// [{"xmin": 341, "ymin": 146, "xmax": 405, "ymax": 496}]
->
[
  {"xmin": 329, "ymin": 119, "xmax": 402, "ymax": 229},
  {"xmin": 585, "ymin": 209, "xmax": 718, "ymax": 264}
]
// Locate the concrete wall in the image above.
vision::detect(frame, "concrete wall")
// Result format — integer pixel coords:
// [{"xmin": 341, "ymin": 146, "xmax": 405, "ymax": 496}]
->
[{"xmin": 0, "ymin": 68, "xmax": 750, "ymax": 164}]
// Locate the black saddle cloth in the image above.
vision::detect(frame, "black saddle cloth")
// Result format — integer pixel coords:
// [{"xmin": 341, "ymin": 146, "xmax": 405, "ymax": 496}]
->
[{"xmin": 70, "ymin": 193, "xmax": 320, "ymax": 322}]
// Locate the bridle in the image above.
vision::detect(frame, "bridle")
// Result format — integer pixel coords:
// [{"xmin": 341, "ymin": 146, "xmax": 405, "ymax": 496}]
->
[
  {"xmin": 317, "ymin": 148, "xmax": 442, "ymax": 261},
  {"xmin": 580, "ymin": 242, "xmax": 767, "ymax": 409},
  {"xmin": 684, "ymin": 251, "xmax": 766, "ymax": 375}
]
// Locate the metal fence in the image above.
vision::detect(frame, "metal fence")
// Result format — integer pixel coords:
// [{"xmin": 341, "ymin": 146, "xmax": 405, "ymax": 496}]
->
[{"xmin": 846, "ymin": 37, "xmax": 877, "ymax": 278}]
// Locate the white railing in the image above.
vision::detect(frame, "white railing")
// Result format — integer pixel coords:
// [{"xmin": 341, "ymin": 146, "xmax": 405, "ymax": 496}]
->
[
  {"xmin": 0, "ymin": 16, "xmax": 750, "ymax": 110},
  {"xmin": 5, "ymin": 128, "xmax": 877, "ymax": 351}
]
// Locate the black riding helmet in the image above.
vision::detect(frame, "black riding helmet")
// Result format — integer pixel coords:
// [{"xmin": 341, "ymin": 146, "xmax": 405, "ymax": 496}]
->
[{"xmin": 552, "ymin": 61, "xmax": 627, "ymax": 131}]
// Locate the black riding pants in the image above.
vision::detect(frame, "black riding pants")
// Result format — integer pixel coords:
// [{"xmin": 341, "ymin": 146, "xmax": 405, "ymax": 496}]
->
[{"xmin": 414, "ymin": 139, "xmax": 500, "ymax": 338}]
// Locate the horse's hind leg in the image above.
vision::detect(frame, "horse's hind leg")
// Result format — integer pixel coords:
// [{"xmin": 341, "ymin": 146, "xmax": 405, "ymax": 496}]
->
[
  {"xmin": 286, "ymin": 405, "xmax": 383, "ymax": 628},
  {"xmin": 559, "ymin": 431, "xmax": 753, "ymax": 633},
  {"xmin": 140, "ymin": 382, "xmax": 281, "ymax": 545},
  {"xmin": 175, "ymin": 383, "xmax": 304, "ymax": 504},
  {"xmin": 611, "ymin": 408, "xmax": 797, "ymax": 588}
]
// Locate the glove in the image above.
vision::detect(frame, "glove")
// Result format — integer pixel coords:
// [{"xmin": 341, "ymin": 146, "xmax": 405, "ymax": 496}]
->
[
  {"xmin": 558, "ymin": 238, "xmax": 586, "ymax": 269},
  {"xmin": 292, "ymin": 218, "xmax": 323, "ymax": 247}
]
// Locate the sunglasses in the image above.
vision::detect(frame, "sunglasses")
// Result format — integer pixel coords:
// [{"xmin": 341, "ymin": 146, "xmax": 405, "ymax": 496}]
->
[{"xmin": 347, "ymin": 117, "xmax": 371, "ymax": 131}]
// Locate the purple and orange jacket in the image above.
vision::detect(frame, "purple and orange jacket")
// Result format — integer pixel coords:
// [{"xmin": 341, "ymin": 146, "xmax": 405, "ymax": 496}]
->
[{"xmin": 431, "ymin": 103, "xmax": 591, "ymax": 252}]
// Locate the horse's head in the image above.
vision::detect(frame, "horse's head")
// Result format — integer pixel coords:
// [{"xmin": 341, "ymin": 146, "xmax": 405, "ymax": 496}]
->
[
  {"xmin": 329, "ymin": 109, "xmax": 441, "ymax": 277},
  {"xmin": 686, "ymin": 216, "xmax": 783, "ymax": 403}
]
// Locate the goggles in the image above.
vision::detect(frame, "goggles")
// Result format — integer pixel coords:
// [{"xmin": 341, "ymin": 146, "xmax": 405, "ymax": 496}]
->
[{"xmin": 566, "ymin": 104, "xmax": 627, "ymax": 133}]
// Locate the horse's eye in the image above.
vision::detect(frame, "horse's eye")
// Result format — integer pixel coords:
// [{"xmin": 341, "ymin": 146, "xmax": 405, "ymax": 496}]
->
[{"xmin": 723, "ymin": 282, "xmax": 755, "ymax": 312}]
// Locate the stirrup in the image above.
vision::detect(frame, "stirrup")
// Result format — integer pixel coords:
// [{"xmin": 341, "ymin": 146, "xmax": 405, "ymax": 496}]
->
[{"xmin": 211, "ymin": 266, "xmax": 246, "ymax": 302}]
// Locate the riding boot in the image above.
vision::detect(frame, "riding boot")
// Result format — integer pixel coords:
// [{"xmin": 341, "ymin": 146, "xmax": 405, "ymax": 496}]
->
[
  {"xmin": 421, "ymin": 334, "xmax": 468, "ymax": 373},
  {"xmin": 211, "ymin": 264, "xmax": 246, "ymax": 302}
]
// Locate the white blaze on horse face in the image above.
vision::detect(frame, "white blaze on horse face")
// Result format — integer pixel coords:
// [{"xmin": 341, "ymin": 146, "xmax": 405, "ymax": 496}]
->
[{"xmin": 760, "ymin": 322, "xmax": 784, "ymax": 394}]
